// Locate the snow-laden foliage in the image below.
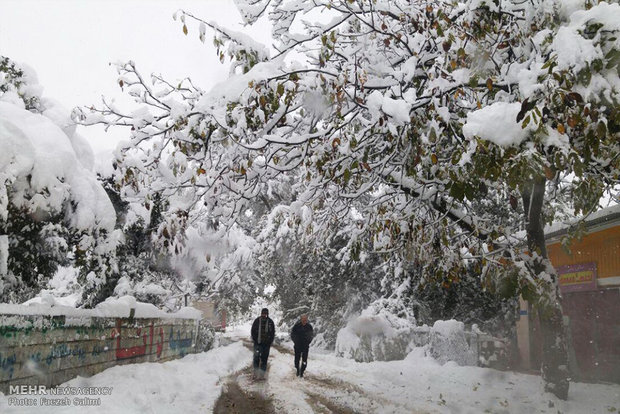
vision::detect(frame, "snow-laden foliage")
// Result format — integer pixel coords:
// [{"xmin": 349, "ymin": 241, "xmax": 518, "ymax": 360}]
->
[
  {"xmin": 256, "ymin": 202, "xmax": 385, "ymax": 348},
  {"xmin": 428, "ymin": 319, "xmax": 477, "ymax": 366},
  {"xmin": 335, "ymin": 298, "xmax": 422, "ymax": 362},
  {"xmin": 77, "ymin": 1, "xmax": 620, "ymax": 399},
  {"xmin": 414, "ymin": 263, "xmax": 519, "ymax": 340},
  {"xmin": 0, "ymin": 57, "xmax": 119, "ymax": 303}
]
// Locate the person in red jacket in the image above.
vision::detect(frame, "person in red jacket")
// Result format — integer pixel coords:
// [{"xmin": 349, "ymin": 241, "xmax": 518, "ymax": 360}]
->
[
  {"xmin": 251, "ymin": 308, "xmax": 275, "ymax": 379},
  {"xmin": 290, "ymin": 314, "xmax": 314, "ymax": 378}
]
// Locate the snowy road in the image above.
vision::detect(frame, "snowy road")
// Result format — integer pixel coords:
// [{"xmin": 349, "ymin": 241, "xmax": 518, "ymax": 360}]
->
[
  {"xmin": 1, "ymin": 326, "xmax": 619, "ymax": 413},
  {"xmin": 212, "ymin": 340, "xmax": 421, "ymax": 413}
]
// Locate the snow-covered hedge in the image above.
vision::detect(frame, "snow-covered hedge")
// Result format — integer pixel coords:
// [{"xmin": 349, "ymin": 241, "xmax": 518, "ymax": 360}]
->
[
  {"xmin": 335, "ymin": 301, "xmax": 427, "ymax": 362},
  {"xmin": 0, "ymin": 57, "xmax": 119, "ymax": 303},
  {"xmin": 335, "ymin": 302, "xmax": 480, "ymax": 366},
  {"xmin": 428, "ymin": 320, "xmax": 477, "ymax": 366}
]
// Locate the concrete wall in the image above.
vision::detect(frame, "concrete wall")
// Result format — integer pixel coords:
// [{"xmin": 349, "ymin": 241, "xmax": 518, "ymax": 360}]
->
[
  {"xmin": 192, "ymin": 301, "xmax": 226, "ymax": 330},
  {"xmin": 0, "ymin": 312, "xmax": 200, "ymax": 393}
]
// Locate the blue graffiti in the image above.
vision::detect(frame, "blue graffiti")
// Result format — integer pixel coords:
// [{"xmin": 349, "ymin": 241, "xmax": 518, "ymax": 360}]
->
[
  {"xmin": 44, "ymin": 344, "xmax": 86, "ymax": 365},
  {"xmin": 91, "ymin": 344, "xmax": 108, "ymax": 357},
  {"xmin": 29, "ymin": 352, "xmax": 42, "ymax": 363},
  {"xmin": 169, "ymin": 327, "xmax": 192, "ymax": 356},
  {"xmin": 0, "ymin": 352, "xmax": 17, "ymax": 379}
]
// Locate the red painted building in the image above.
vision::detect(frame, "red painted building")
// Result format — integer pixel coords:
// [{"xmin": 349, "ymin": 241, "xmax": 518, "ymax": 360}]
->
[{"xmin": 517, "ymin": 205, "xmax": 620, "ymax": 383}]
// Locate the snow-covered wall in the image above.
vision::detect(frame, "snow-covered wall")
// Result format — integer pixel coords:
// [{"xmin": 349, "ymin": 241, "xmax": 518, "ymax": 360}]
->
[{"xmin": 0, "ymin": 298, "xmax": 203, "ymax": 393}]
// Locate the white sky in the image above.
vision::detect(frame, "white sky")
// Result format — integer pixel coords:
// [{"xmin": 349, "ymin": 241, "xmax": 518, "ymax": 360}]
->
[{"xmin": 0, "ymin": 0, "xmax": 271, "ymax": 160}]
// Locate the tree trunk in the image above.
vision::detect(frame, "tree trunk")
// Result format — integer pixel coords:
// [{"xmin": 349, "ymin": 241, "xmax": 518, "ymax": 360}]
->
[{"xmin": 521, "ymin": 177, "xmax": 570, "ymax": 400}]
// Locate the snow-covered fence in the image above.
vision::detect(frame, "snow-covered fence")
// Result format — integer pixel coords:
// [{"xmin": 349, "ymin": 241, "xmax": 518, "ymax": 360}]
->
[{"xmin": 0, "ymin": 297, "xmax": 203, "ymax": 393}]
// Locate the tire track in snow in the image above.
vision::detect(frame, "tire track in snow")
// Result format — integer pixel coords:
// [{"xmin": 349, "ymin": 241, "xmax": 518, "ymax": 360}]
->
[{"xmin": 213, "ymin": 366, "xmax": 276, "ymax": 414}]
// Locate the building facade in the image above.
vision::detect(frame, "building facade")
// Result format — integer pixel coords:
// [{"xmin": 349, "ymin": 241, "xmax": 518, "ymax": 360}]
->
[{"xmin": 517, "ymin": 205, "xmax": 620, "ymax": 383}]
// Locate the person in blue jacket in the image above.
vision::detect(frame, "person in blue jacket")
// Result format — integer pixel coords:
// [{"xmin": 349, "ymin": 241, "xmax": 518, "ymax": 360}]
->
[{"xmin": 290, "ymin": 314, "xmax": 314, "ymax": 378}]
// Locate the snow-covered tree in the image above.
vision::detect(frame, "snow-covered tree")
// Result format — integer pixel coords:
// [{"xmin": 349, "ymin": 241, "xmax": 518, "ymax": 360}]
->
[
  {"xmin": 255, "ymin": 203, "xmax": 385, "ymax": 347},
  {"xmin": 0, "ymin": 56, "xmax": 119, "ymax": 304},
  {"xmin": 77, "ymin": 1, "xmax": 620, "ymax": 398}
]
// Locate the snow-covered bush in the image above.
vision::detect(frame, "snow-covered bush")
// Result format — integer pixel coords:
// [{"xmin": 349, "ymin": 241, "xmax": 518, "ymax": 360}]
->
[
  {"xmin": 0, "ymin": 56, "xmax": 40, "ymax": 111},
  {"xmin": 335, "ymin": 301, "xmax": 484, "ymax": 366},
  {"xmin": 196, "ymin": 319, "xmax": 216, "ymax": 352},
  {"xmin": 428, "ymin": 320, "xmax": 477, "ymax": 366},
  {"xmin": 0, "ymin": 56, "xmax": 119, "ymax": 303},
  {"xmin": 335, "ymin": 300, "xmax": 421, "ymax": 362}
]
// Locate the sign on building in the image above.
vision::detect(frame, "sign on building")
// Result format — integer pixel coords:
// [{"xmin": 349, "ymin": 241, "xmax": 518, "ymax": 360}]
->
[{"xmin": 557, "ymin": 262, "xmax": 597, "ymax": 292}]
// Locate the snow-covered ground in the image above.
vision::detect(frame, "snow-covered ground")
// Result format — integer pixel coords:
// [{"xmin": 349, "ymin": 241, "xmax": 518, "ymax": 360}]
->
[
  {"xmin": 1, "ymin": 323, "xmax": 618, "ymax": 413},
  {"xmin": 0, "ymin": 340, "xmax": 249, "ymax": 414}
]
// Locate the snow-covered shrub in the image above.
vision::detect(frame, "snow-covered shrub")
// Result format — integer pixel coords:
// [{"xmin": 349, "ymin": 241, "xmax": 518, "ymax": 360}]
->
[
  {"xmin": 412, "ymin": 264, "xmax": 519, "ymax": 341},
  {"xmin": 0, "ymin": 56, "xmax": 118, "ymax": 303},
  {"xmin": 335, "ymin": 300, "xmax": 420, "ymax": 362},
  {"xmin": 335, "ymin": 302, "xmax": 481, "ymax": 366},
  {"xmin": 0, "ymin": 56, "xmax": 41, "ymax": 111},
  {"xmin": 428, "ymin": 320, "xmax": 477, "ymax": 366},
  {"xmin": 196, "ymin": 320, "xmax": 216, "ymax": 352}
]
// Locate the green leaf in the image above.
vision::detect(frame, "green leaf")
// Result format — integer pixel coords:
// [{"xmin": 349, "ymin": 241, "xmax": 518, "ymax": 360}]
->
[
  {"xmin": 429, "ymin": 128, "xmax": 437, "ymax": 143},
  {"xmin": 605, "ymin": 49, "xmax": 620, "ymax": 71},
  {"xmin": 464, "ymin": 184, "xmax": 475, "ymax": 200},
  {"xmin": 468, "ymin": 75, "xmax": 479, "ymax": 88},
  {"xmin": 343, "ymin": 169, "xmax": 351, "ymax": 183},
  {"xmin": 451, "ymin": 151, "xmax": 461, "ymax": 165},
  {"xmin": 592, "ymin": 58, "xmax": 604, "ymax": 72},
  {"xmin": 521, "ymin": 115, "xmax": 531, "ymax": 129},
  {"xmin": 578, "ymin": 67, "xmax": 592, "ymax": 86},
  {"xmin": 574, "ymin": 159, "xmax": 584, "ymax": 177},
  {"xmin": 597, "ymin": 121, "xmax": 607, "ymax": 138},
  {"xmin": 450, "ymin": 183, "xmax": 465, "ymax": 201}
]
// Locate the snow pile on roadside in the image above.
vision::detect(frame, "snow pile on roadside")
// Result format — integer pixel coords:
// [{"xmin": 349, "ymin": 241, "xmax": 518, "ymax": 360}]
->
[
  {"xmin": 335, "ymin": 302, "xmax": 479, "ymax": 366},
  {"xmin": 428, "ymin": 319, "xmax": 477, "ymax": 366},
  {"xmin": 0, "ymin": 341, "xmax": 252, "ymax": 414},
  {"xmin": 335, "ymin": 302, "xmax": 424, "ymax": 362},
  {"xmin": 307, "ymin": 347, "xmax": 620, "ymax": 414}
]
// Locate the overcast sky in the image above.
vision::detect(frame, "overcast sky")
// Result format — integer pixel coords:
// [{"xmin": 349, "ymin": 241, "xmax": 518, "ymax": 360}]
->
[{"xmin": 0, "ymin": 0, "xmax": 271, "ymax": 159}]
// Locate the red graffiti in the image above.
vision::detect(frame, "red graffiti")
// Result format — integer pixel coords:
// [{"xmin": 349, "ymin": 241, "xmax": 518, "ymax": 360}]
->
[
  {"xmin": 115, "ymin": 327, "xmax": 147, "ymax": 360},
  {"xmin": 156, "ymin": 327, "xmax": 164, "ymax": 358},
  {"xmin": 147, "ymin": 325, "xmax": 164, "ymax": 358},
  {"xmin": 113, "ymin": 322, "xmax": 164, "ymax": 360}
]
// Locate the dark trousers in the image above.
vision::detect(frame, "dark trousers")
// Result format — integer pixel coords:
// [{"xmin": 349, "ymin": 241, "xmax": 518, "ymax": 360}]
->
[
  {"xmin": 253, "ymin": 343, "xmax": 271, "ymax": 372},
  {"xmin": 294, "ymin": 345, "xmax": 309, "ymax": 374}
]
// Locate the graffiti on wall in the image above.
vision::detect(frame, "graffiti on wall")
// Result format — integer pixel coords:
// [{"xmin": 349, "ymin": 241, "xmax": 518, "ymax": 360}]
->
[
  {"xmin": 112, "ymin": 324, "xmax": 165, "ymax": 360},
  {"xmin": 0, "ymin": 352, "xmax": 17, "ymax": 379},
  {"xmin": 169, "ymin": 327, "xmax": 193, "ymax": 356},
  {"xmin": 0, "ymin": 318, "xmax": 198, "ymax": 384}
]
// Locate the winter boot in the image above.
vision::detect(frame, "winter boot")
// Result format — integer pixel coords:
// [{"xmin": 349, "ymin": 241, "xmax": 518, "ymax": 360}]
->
[
  {"xmin": 296, "ymin": 365, "xmax": 300, "ymax": 377},
  {"xmin": 300, "ymin": 362, "xmax": 306, "ymax": 378}
]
